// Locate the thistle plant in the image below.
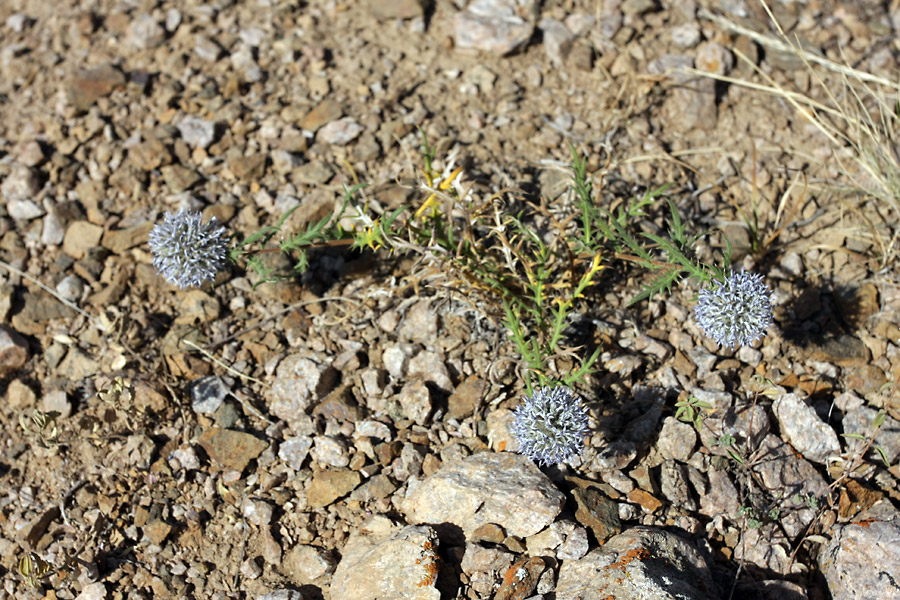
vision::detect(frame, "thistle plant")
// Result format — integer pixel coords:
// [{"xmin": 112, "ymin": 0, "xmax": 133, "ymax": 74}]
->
[
  {"xmin": 149, "ymin": 210, "xmax": 229, "ymax": 288},
  {"xmin": 694, "ymin": 270, "xmax": 774, "ymax": 348},
  {"xmin": 148, "ymin": 138, "xmax": 776, "ymax": 405},
  {"xmin": 510, "ymin": 386, "xmax": 589, "ymax": 466},
  {"xmin": 569, "ymin": 146, "xmax": 775, "ymax": 348}
]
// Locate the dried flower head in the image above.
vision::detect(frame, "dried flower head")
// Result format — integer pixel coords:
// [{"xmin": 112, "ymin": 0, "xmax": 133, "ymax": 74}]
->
[
  {"xmin": 694, "ymin": 270, "xmax": 773, "ymax": 348},
  {"xmin": 149, "ymin": 210, "xmax": 229, "ymax": 289},
  {"xmin": 511, "ymin": 386, "xmax": 589, "ymax": 466}
]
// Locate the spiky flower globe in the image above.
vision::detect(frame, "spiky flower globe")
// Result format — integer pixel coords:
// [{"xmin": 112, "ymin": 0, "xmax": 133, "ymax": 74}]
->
[
  {"xmin": 149, "ymin": 210, "xmax": 229, "ymax": 289},
  {"xmin": 510, "ymin": 386, "xmax": 589, "ymax": 466},
  {"xmin": 694, "ymin": 270, "xmax": 773, "ymax": 348}
]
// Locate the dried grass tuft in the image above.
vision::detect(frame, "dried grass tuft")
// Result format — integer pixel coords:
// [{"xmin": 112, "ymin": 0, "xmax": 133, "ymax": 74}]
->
[{"xmin": 690, "ymin": 0, "xmax": 900, "ymax": 266}]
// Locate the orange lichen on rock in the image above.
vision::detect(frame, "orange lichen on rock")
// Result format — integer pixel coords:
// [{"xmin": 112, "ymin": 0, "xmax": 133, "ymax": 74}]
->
[
  {"xmin": 495, "ymin": 556, "xmax": 545, "ymax": 600},
  {"xmin": 606, "ymin": 547, "xmax": 651, "ymax": 572},
  {"xmin": 415, "ymin": 537, "xmax": 440, "ymax": 588},
  {"xmin": 852, "ymin": 518, "xmax": 878, "ymax": 529}
]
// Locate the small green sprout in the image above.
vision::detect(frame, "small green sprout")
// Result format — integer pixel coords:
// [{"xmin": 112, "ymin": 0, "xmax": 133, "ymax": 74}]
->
[
  {"xmin": 18, "ymin": 553, "xmax": 54, "ymax": 588},
  {"xmin": 675, "ymin": 394, "xmax": 712, "ymax": 432},
  {"xmin": 20, "ymin": 409, "xmax": 62, "ymax": 450}
]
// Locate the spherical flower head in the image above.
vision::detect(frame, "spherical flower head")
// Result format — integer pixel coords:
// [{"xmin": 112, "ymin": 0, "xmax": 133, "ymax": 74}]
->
[
  {"xmin": 694, "ymin": 270, "xmax": 773, "ymax": 348},
  {"xmin": 149, "ymin": 210, "xmax": 229, "ymax": 289},
  {"xmin": 510, "ymin": 386, "xmax": 589, "ymax": 466}
]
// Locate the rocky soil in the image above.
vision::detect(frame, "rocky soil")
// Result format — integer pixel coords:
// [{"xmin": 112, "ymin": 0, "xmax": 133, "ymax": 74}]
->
[{"xmin": 1, "ymin": 0, "xmax": 900, "ymax": 599}]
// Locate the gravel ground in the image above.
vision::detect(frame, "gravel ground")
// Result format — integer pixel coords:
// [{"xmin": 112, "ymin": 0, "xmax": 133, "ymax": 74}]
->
[{"xmin": 2, "ymin": 1, "xmax": 900, "ymax": 599}]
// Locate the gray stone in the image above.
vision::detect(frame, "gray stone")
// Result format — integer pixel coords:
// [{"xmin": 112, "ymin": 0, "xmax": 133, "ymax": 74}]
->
[
  {"xmin": 735, "ymin": 525, "xmax": 794, "ymax": 575},
  {"xmin": 55, "ymin": 274, "xmax": 85, "ymax": 303},
  {"xmin": 39, "ymin": 389, "xmax": 72, "ymax": 419},
  {"xmin": 330, "ymin": 524, "xmax": 440, "ymax": 600},
  {"xmin": 539, "ymin": 18, "xmax": 574, "ymax": 66},
  {"xmin": 398, "ymin": 299, "xmax": 439, "ymax": 344},
  {"xmin": 160, "ymin": 165, "xmax": 201, "ymax": 192},
  {"xmin": 659, "ymin": 460, "xmax": 698, "ymax": 511},
  {"xmin": 8, "ymin": 198, "xmax": 44, "ymax": 220},
  {"xmin": 271, "ymin": 149, "xmax": 303, "ymax": 175},
  {"xmin": 397, "ymin": 380, "xmax": 432, "ymax": 425},
  {"xmin": 164, "ymin": 8, "xmax": 181, "ymax": 32},
  {"xmin": 2, "ymin": 165, "xmax": 40, "ymax": 202},
  {"xmin": 57, "ymin": 348, "xmax": 100, "ymax": 380},
  {"xmin": 401, "ymin": 452, "xmax": 564, "ymax": 538},
  {"xmin": 42, "ymin": 205, "xmax": 66, "ymax": 246},
  {"xmin": 170, "ymin": 445, "xmax": 200, "ymax": 470},
  {"xmin": 279, "ymin": 436, "xmax": 313, "ymax": 470},
  {"xmin": 190, "ymin": 376, "xmax": 228, "ymax": 415},
  {"xmin": 555, "ymin": 527, "xmax": 717, "ymax": 600},
  {"xmin": 392, "ymin": 443, "xmax": 425, "ymax": 482},
  {"xmin": 235, "ymin": 28, "xmax": 262, "ymax": 47},
  {"xmin": 657, "ymin": 416, "xmax": 697, "ymax": 461},
  {"xmin": 454, "ymin": 0, "xmax": 539, "ymax": 56},
  {"xmin": 266, "ymin": 354, "xmax": 337, "ymax": 424},
  {"xmin": 699, "ymin": 467, "xmax": 740, "ymax": 518},
  {"xmin": 752, "ymin": 434, "xmax": 826, "ymax": 538},
  {"xmin": 557, "ymin": 524, "xmax": 589, "ymax": 560},
  {"xmin": 686, "ymin": 345, "xmax": 717, "ymax": 377},
  {"xmin": 310, "ymin": 436, "xmax": 350, "ymax": 468},
  {"xmin": 350, "ymin": 474, "xmax": 398, "ymax": 502},
  {"xmin": 194, "ymin": 36, "xmax": 222, "ymax": 62},
  {"xmin": 354, "ymin": 420, "xmax": 392, "ymax": 440},
  {"xmin": 407, "ymin": 351, "xmax": 453, "ymax": 391},
  {"xmin": 243, "ymin": 499, "xmax": 274, "ymax": 526},
  {"xmin": 178, "ymin": 116, "xmax": 216, "ymax": 148},
  {"xmin": 6, "ymin": 13, "xmax": 27, "ymax": 33},
  {"xmin": 75, "ymin": 582, "xmax": 107, "ymax": 600},
  {"xmin": 772, "ymin": 393, "xmax": 840, "ymax": 464},
  {"xmin": 779, "ymin": 252, "xmax": 803, "ymax": 277},
  {"xmin": 231, "ymin": 44, "xmax": 263, "ymax": 82},
  {"xmin": 126, "ymin": 14, "xmax": 165, "ymax": 49},
  {"xmin": 242, "ymin": 558, "xmax": 263, "ymax": 580},
  {"xmin": 526, "ymin": 519, "xmax": 573, "ymax": 556},
  {"xmin": 317, "ymin": 117, "xmax": 363, "ymax": 145},
  {"xmin": 0, "ymin": 326, "xmax": 30, "ymax": 375},
  {"xmin": 819, "ymin": 500, "xmax": 900, "ymax": 600},
  {"xmin": 737, "ymin": 345, "xmax": 762, "ymax": 366},
  {"xmin": 564, "ymin": 13, "xmax": 595, "ymax": 36},
  {"xmin": 284, "ymin": 544, "xmax": 336, "ymax": 582},
  {"xmin": 383, "ymin": 343, "xmax": 414, "ymax": 380},
  {"xmin": 671, "ymin": 23, "xmax": 701, "ymax": 48},
  {"xmin": 598, "ymin": 4, "xmax": 622, "ymax": 39},
  {"xmin": 257, "ymin": 591, "xmax": 307, "ymax": 600},
  {"xmin": 461, "ymin": 542, "xmax": 514, "ymax": 597}
]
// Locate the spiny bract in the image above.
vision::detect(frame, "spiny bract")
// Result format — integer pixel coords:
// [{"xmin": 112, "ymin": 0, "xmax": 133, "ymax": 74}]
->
[
  {"xmin": 149, "ymin": 210, "xmax": 229, "ymax": 289},
  {"xmin": 693, "ymin": 270, "xmax": 773, "ymax": 348},
  {"xmin": 510, "ymin": 386, "xmax": 589, "ymax": 466}
]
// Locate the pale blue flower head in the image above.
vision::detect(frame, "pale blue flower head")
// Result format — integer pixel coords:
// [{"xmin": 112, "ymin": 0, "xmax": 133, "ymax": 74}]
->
[
  {"xmin": 694, "ymin": 270, "xmax": 773, "ymax": 348},
  {"xmin": 149, "ymin": 210, "xmax": 229, "ymax": 288},
  {"xmin": 511, "ymin": 386, "xmax": 589, "ymax": 466}
]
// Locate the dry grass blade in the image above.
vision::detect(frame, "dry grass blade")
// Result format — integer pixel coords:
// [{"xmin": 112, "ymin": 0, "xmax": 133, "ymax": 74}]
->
[
  {"xmin": 697, "ymin": 5, "xmax": 895, "ymax": 88},
  {"xmin": 688, "ymin": 0, "xmax": 900, "ymax": 266}
]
